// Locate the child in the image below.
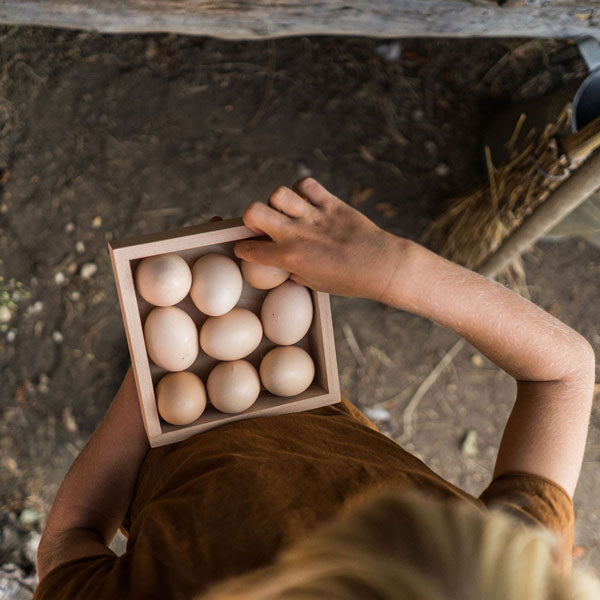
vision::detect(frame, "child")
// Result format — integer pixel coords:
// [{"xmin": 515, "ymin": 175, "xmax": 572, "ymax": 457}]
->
[{"xmin": 35, "ymin": 178, "xmax": 597, "ymax": 599}]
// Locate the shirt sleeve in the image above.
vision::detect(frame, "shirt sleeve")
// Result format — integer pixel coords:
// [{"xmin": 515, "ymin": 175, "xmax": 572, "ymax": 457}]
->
[
  {"xmin": 33, "ymin": 555, "xmax": 129, "ymax": 600},
  {"xmin": 479, "ymin": 471, "xmax": 574, "ymax": 566}
]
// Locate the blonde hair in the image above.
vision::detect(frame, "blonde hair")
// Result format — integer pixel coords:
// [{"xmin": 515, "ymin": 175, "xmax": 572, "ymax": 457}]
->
[{"xmin": 202, "ymin": 489, "xmax": 600, "ymax": 600}]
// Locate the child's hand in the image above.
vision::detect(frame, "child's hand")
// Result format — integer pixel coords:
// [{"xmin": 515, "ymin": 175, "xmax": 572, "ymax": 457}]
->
[{"xmin": 234, "ymin": 178, "xmax": 403, "ymax": 301}]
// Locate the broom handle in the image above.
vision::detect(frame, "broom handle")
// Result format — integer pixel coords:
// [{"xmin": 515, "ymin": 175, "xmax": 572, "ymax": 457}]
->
[{"xmin": 478, "ymin": 150, "xmax": 600, "ymax": 278}]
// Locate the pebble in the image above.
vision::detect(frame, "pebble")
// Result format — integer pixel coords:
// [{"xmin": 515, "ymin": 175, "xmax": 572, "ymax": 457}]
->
[
  {"xmin": 364, "ymin": 406, "xmax": 392, "ymax": 422},
  {"xmin": 64, "ymin": 222, "xmax": 75, "ymax": 233},
  {"xmin": 296, "ymin": 163, "xmax": 312, "ymax": 178},
  {"xmin": 461, "ymin": 430, "xmax": 479, "ymax": 457},
  {"xmin": 425, "ymin": 140, "xmax": 437, "ymax": 155},
  {"xmin": 26, "ymin": 301, "xmax": 43, "ymax": 315},
  {"xmin": 91, "ymin": 216, "xmax": 102, "ymax": 229},
  {"xmin": 6, "ymin": 328, "xmax": 16, "ymax": 342},
  {"xmin": 75, "ymin": 240, "xmax": 85, "ymax": 254},
  {"xmin": 411, "ymin": 108, "xmax": 424, "ymax": 122},
  {"xmin": 23, "ymin": 532, "xmax": 41, "ymax": 566},
  {"xmin": 376, "ymin": 41, "xmax": 402, "ymax": 62},
  {"xmin": 80, "ymin": 262, "xmax": 98, "ymax": 279},
  {"xmin": 52, "ymin": 331, "xmax": 64, "ymax": 344},
  {"xmin": 70, "ymin": 291, "xmax": 81, "ymax": 301},
  {"xmin": 18, "ymin": 508, "xmax": 41, "ymax": 527},
  {"xmin": 435, "ymin": 163, "xmax": 450, "ymax": 177},
  {"xmin": 0, "ymin": 305, "xmax": 12, "ymax": 323},
  {"xmin": 471, "ymin": 354, "xmax": 484, "ymax": 367},
  {"xmin": 54, "ymin": 271, "xmax": 66, "ymax": 285},
  {"xmin": 38, "ymin": 373, "xmax": 49, "ymax": 394},
  {"xmin": 62, "ymin": 407, "xmax": 78, "ymax": 433}
]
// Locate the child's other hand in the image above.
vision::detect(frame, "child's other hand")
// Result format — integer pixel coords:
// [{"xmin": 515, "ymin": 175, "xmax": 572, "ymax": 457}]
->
[{"xmin": 234, "ymin": 178, "xmax": 403, "ymax": 301}]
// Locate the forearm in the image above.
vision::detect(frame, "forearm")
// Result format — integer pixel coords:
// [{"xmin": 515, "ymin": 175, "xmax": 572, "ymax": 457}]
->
[
  {"xmin": 38, "ymin": 370, "xmax": 149, "ymax": 575},
  {"xmin": 383, "ymin": 238, "xmax": 594, "ymax": 384}
]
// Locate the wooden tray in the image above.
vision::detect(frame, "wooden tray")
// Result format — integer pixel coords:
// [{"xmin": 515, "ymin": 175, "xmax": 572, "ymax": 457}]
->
[{"xmin": 109, "ymin": 217, "xmax": 340, "ymax": 447}]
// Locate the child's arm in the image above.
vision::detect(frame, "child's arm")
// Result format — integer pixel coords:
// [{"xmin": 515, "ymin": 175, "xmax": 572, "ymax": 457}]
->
[
  {"xmin": 37, "ymin": 369, "xmax": 149, "ymax": 581},
  {"xmin": 234, "ymin": 178, "xmax": 595, "ymax": 497}
]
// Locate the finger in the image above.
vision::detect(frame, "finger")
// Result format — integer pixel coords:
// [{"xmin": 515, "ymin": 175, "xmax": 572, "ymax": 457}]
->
[
  {"xmin": 243, "ymin": 202, "xmax": 291, "ymax": 239},
  {"xmin": 268, "ymin": 186, "xmax": 315, "ymax": 219},
  {"xmin": 290, "ymin": 273, "xmax": 311, "ymax": 288},
  {"xmin": 209, "ymin": 216, "xmax": 223, "ymax": 222},
  {"xmin": 234, "ymin": 239, "xmax": 281, "ymax": 266},
  {"xmin": 292, "ymin": 178, "xmax": 338, "ymax": 208}
]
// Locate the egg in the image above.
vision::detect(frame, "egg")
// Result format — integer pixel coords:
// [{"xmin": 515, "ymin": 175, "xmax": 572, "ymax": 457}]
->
[
  {"xmin": 135, "ymin": 253, "xmax": 192, "ymax": 306},
  {"xmin": 259, "ymin": 346, "xmax": 315, "ymax": 397},
  {"xmin": 240, "ymin": 260, "xmax": 290, "ymax": 290},
  {"xmin": 144, "ymin": 306, "xmax": 199, "ymax": 371},
  {"xmin": 156, "ymin": 371, "xmax": 206, "ymax": 425},
  {"xmin": 190, "ymin": 253, "xmax": 243, "ymax": 316},
  {"xmin": 207, "ymin": 360, "xmax": 260, "ymax": 413},
  {"xmin": 261, "ymin": 281, "xmax": 313, "ymax": 345},
  {"xmin": 200, "ymin": 307, "xmax": 263, "ymax": 361}
]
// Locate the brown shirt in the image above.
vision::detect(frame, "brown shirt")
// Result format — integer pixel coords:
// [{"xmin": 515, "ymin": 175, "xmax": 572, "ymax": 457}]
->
[{"xmin": 34, "ymin": 399, "xmax": 574, "ymax": 600}]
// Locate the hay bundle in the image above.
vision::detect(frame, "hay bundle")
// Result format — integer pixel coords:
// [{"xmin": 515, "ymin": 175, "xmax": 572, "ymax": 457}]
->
[{"xmin": 422, "ymin": 105, "xmax": 574, "ymax": 281}]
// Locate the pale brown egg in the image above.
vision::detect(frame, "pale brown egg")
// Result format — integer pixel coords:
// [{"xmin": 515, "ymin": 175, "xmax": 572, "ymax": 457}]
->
[
  {"xmin": 190, "ymin": 253, "xmax": 243, "ymax": 316},
  {"xmin": 200, "ymin": 307, "xmax": 263, "ymax": 361},
  {"xmin": 135, "ymin": 253, "xmax": 192, "ymax": 306},
  {"xmin": 144, "ymin": 306, "xmax": 199, "ymax": 371},
  {"xmin": 156, "ymin": 371, "xmax": 206, "ymax": 425},
  {"xmin": 240, "ymin": 260, "xmax": 290, "ymax": 290},
  {"xmin": 259, "ymin": 346, "xmax": 315, "ymax": 397},
  {"xmin": 207, "ymin": 360, "xmax": 260, "ymax": 413},
  {"xmin": 261, "ymin": 281, "xmax": 313, "ymax": 345}
]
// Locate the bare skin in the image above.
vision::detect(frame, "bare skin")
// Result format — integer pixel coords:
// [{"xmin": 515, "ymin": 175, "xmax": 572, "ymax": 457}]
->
[
  {"xmin": 235, "ymin": 178, "xmax": 595, "ymax": 496},
  {"xmin": 38, "ymin": 178, "xmax": 595, "ymax": 582}
]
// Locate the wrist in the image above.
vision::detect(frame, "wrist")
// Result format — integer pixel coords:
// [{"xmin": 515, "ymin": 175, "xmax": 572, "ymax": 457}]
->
[{"xmin": 374, "ymin": 236, "xmax": 421, "ymax": 307}]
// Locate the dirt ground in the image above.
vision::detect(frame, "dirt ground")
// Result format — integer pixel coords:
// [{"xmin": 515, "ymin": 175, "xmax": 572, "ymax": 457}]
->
[{"xmin": 0, "ymin": 27, "xmax": 599, "ymax": 593}]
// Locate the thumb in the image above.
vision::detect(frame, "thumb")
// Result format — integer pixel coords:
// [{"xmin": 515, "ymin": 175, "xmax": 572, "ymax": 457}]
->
[
  {"xmin": 234, "ymin": 239, "xmax": 281, "ymax": 266},
  {"xmin": 290, "ymin": 273, "xmax": 311, "ymax": 288}
]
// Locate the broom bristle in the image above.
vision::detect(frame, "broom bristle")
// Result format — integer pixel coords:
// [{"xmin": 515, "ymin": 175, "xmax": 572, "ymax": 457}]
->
[{"xmin": 422, "ymin": 105, "xmax": 573, "ymax": 276}]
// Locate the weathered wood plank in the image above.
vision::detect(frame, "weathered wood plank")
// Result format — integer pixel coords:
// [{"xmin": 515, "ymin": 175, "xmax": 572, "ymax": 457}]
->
[{"xmin": 0, "ymin": 1, "xmax": 599, "ymax": 39}]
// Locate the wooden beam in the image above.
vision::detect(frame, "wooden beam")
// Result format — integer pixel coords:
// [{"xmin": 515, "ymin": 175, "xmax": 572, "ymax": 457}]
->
[{"xmin": 0, "ymin": 1, "xmax": 599, "ymax": 39}]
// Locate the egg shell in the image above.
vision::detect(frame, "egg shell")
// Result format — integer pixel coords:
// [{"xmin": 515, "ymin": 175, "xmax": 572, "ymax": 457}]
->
[
  {"xmin": 135, "ymin": 253, "xmax": 192, "ymax": 307},
  {"xmin": 144, "ymin": 306, "xmax": 199, "ymax": 371},
  {"xmin": 259, "ymin": 346, "xmax": 315, "ymax": 397},
  {"xmin": 261, "ymin": 281, "xmax": 313, "ymax": 345},
  {"xmin": 190, "ymin": 253, "xmax": 243, "ymax": 316},
  {"xmin": 240, "ymin": 260, "xmax": 290, "ymax": 290},
  {"xmin": 207, "ymin": 360, "xmax": 260, "ymax": 414},
  {"xmin": 200, "ymin": 307, "xmax": 263, "ymax": 361},
  {"xmin": 156, "ymin": 371, "xmax": 207, "ymax": 425}
]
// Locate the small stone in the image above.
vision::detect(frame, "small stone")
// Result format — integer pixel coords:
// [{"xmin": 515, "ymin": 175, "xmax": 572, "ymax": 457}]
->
[
  {"xmin": 1, "ymin": 456, "xmax": 18, "ymax": 472},
  {"xmin": 471, "ymin": 354, "xmax": 484, "ymax": 367},
  {"xmin": 38, "ymin": 373, "xmax": 49, "ymax": 394},
  {"xmin": 54, "ymin": 271, "xmax": 66, "ymax": 285},
  {"xmin": 364, "ymin": 407, "xmax": 391, "ymax": 422},
  {"xmin": 0, "ymin": 305, "xmax": 12, "ymax": 323},
  {"xmin": 425, "ymin": 140, "xmax": 437, "ymax": 155},
  {"xmin": 70, "ymin": 291, "xmax": 81, "ymax": 301},
  {"xmin": 23, "ymin": 531, "xmax": 41, "ymax": 566},
  {"xmin": 461, "ymin": 430, "xmax": 479, "ymax": 457},
  {"xmin": 91, "ymin": 216, "xmax": 102, "ymax": 229},
  {"xmin": 18, "ymin": 508, "xmax": 41, "ymax": 527},
  {"xmin": 412, "ymin": 109, "xmax": 424, "ymax": 122},
  {"xmin": 80, "ymin": 262, "xmax": 98, "ymax": 279},
  {"xmin": 75, "ymin": 241, "xmax": 85, "ymax": 254},
  {"xmin": 52, "ymin": 331, "xmax": 64, "ymax": 344},
  {"xmin": 27, "ymin": 301, "xmax": 43, "ymax": 315},
  {"xmin": 62, "ymin": 407, "xmax": 78, "ymax": 432},
  {"xmin": 296, "ymin": 163, "xmax": 312, "ymax": 178},
  {"xmin": 64, "ymin": 222, "xmax": 75, "ymax": 233},
  {"xmin": 435, "ymin": 163, "xmax": 450, "ymax": 177},
  {"xmin": 6, "ymin": 328, "xmax": 16, "ymax": 342},
  {"xmin": 376, "ymin": 41, "xmax": 402, "ymax": 62}
]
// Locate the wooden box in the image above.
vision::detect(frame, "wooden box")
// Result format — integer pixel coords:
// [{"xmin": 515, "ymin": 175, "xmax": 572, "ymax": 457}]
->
[{"xmin": 108, "ymin": 217, "xmax": 340, "ymax": 447}]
